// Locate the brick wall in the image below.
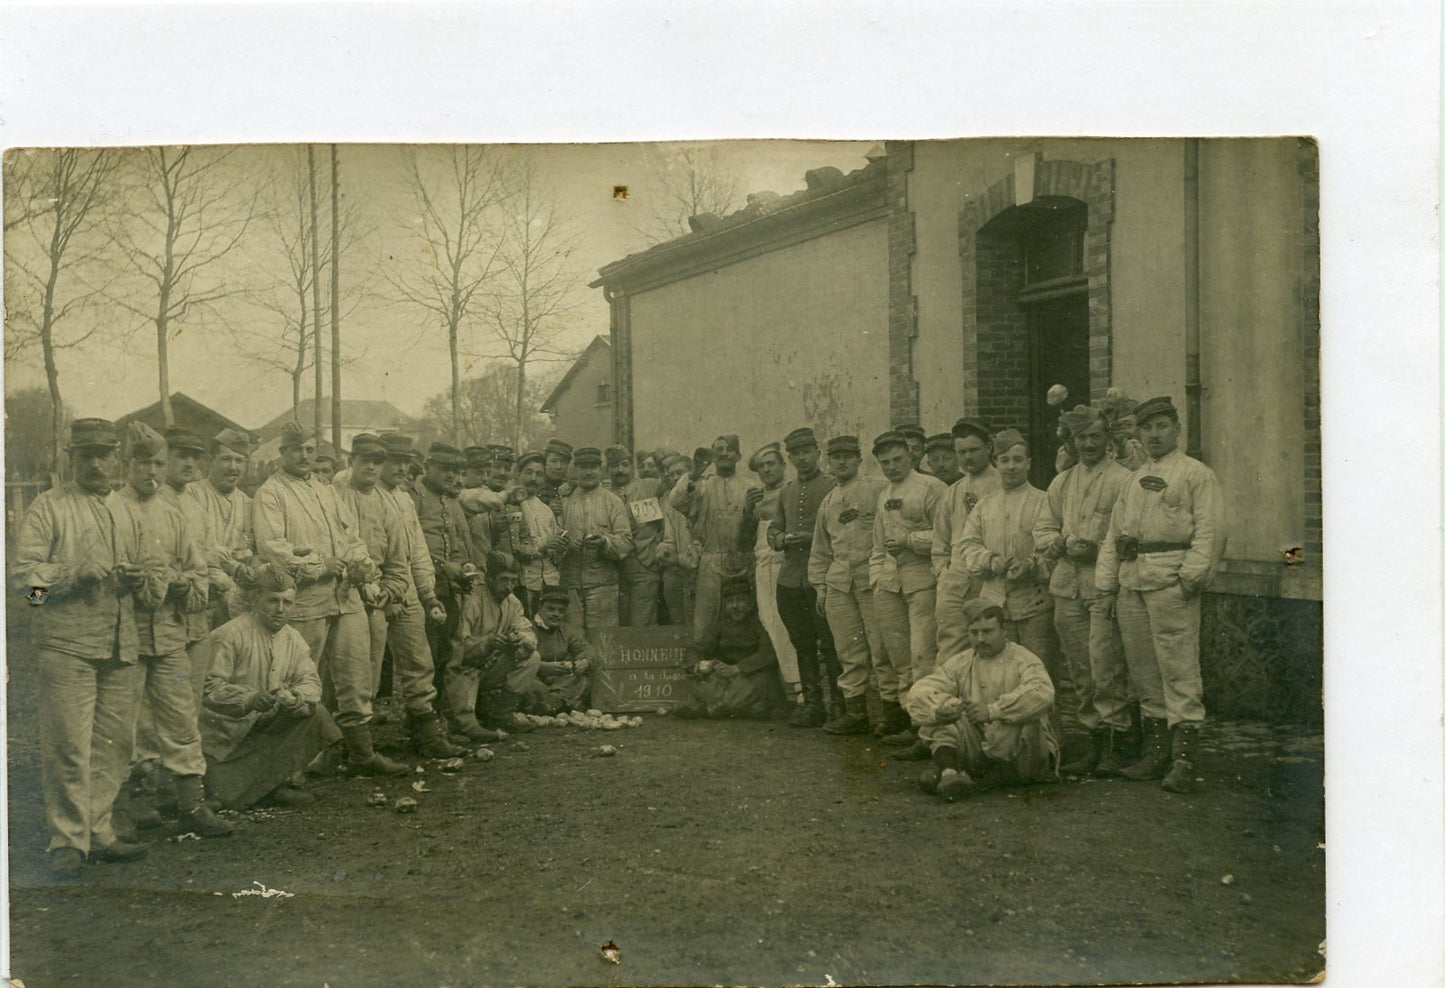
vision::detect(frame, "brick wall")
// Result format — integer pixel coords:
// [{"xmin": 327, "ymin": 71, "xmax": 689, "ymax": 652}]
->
[{"xmin": 885, "ymin": 141, "xmax": 919, "ymax": 426}]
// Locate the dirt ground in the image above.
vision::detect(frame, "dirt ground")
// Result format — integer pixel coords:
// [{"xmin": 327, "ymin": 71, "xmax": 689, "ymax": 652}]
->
[{"xmin": 5, "ymin": 629, "xmax": 1324, "ymax": 988}]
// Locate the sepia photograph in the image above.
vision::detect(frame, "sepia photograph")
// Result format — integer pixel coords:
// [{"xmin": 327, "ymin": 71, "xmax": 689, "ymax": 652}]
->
[{"xmin": 3, "ymin": 136, "xmax": 1325, "ymax": 985}]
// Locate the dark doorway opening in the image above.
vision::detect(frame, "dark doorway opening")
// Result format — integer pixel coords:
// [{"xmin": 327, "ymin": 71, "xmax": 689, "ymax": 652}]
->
[{"xmin": 1024, "ymin": 294, "xmax": 1090, "ymax": 488}]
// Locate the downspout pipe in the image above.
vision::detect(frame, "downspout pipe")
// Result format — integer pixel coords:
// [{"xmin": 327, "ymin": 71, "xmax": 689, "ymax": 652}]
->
[{"xmin": 1184, "ymin": 139, "xmax": 1203, "ymax": 458}]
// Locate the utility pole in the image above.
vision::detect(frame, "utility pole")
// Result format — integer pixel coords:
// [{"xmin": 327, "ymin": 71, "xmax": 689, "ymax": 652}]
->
[
  {"xmin": 308, "ymin": 145, "xmax": 323, "ymax": 445},
  {"xmin": 330, "ymin": 144, "xmax": 342, "ymax": 453}
]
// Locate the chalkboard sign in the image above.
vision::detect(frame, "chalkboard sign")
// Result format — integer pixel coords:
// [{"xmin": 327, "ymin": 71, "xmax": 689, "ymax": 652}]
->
[{"xmin": 590, "ymin": 625, "xmax": 696, "ymax": 712}]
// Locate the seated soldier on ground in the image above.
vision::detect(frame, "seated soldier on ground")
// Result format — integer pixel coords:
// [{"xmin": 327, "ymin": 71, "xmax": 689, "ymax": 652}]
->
[
  {"xmin": 199, "ymin": 564, "xmax": 343, "ymax": 809},
  {"xmin": 675, "ymin": 575, "xmax": 789, "ymax": 720},
  {"xmin": 454, "ymin": 551, "xmax": 546, "ymax": 733},
  {"xmin": 531, "ymin": 586, "xmax": 596, "ymax": 713},
  {"xmin": 905, "ymin": 598, "xmax": 1059, "ymax": 801}
]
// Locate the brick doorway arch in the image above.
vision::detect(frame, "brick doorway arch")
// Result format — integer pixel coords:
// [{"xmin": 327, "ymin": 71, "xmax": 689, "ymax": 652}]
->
[{"xmin": 957, "ymin": 157, "xmax": 1115, "ymax": 446}]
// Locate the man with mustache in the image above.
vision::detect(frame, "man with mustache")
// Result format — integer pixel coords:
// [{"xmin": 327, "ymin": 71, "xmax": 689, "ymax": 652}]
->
[
  {"xmin": 117, "ymin": 423, "xmax": 233, "ymax": 839},
  {"xmin": 670, "ymin": 434, "xmax": 760, "ymax": 637},
  {"xmin": 931, "ymin": 418, "xmax": 1002, "ymax": 659},
  {"xmin": 163, "ymin": 426, "xmax": 226, "ymax": 699},
  {"xmin": 189, "ymin": 427, "xmax": 256, "ymax": 629},
  {"xmin": 253, "ymin": 422, "xmax": 406, "ymax": 775},
  {"xmin": 1096, "ymin": 396, "xmax": 1226, "ymax": 793},
  {"xmin": 10, "ymin": 418, "xmax": 150, "ymax": 879}
]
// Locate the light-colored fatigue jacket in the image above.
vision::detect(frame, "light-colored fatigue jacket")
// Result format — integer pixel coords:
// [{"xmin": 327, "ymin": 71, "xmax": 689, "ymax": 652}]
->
[
  {"xmin": 1033, "ymin": 458, "xmax": 1131, "ymax": 601},
  {"xmin": 514, "ymin": 494, "xmax": 562, "ymax": 593},
  {"xmin": 906, "ymin": 642, "xmax": 1055, "ymax": 743},
  {"xmin": 958, "ymin": 484, "xmax": 1053, "ymax": 621},
  {"xmin": 162, "ymin": 484, "xmax": 221, "ymax": 643},
  {"xmin": 118, "ymin": 486, "xmax": 209, "ymax": 656},
  {"xmin": 669, "ymin": 472, "xmax": 756, "ymax": 556},
  {"xmin": 809, "ymin": 475, "xmax": 886, "ymax": 597},
  {"xmin": 252, "ymin": 469, "xmax": 371, "ymax": 623},
  {"xmin": 188, "ymin": 480, "xmax": 253, "ymax": 593},
  {"xmin": 333, "ymin": 483, "xmax": 412, "ymax": 606},
  {"xmin": 453, "ymin": 589, "xmax": 538, "ymax": 665},
  {"xmin": 10, "ymin": 483, "xmax": 143, "ymax": 662},
  {"xmin": 558, "ymin": 486, "xmax": 633, "ymax": 589},
  {"xmin": 1095, "ymin": 449, "xmax": 1227, "ymax": 594},
  {"xmin": 379, "ymin": 482, "xmax": 439, "ymax": 609},
  {"xmin": 869, "ymin": 470, "xmax": 946, "ymax": 594},
  {"xmin": 200, "ymin": 612, "xmax": 324, "ymax": 760},
  {"xmin": 931, "ymin": 466, "xmax": 1002, "ymax": 577}
]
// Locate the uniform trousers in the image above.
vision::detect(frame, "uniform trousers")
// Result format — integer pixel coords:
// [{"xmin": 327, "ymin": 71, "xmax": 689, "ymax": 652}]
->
[
  {"xmin": 872, "ymin": 585, "xmax": 938, "ymax": 700},
  {"xmin": 1115, "ymin": 583, "xmax": 1205, "ymax": 728},
  {"xmin": 36, "ymin": 649, "xmax": 144, "ymax": 854},
  {"xmin": 1053, "ymin": 594, "xmax": 1132, "ymax": 731},
  {"xmin": 776, "ymin": 584, "xmax": 841, "ymax": 702},
  {"xmin": 933, "ymin": 568, "xmax": 980, "ymax": 660},
  {"xmin": 620, "ymin": 556, "xmax": 661, "ymax": 627},
  {"xmin": 661, "ymin": 567, "xmax": 694, "ymax": 628},
  {"xmin": 755, "ymin": 556, "xmax": 799, "ymax": 692},
  {"xmin": 130, "ymin": 649, "xmax": 207, "ymax": 778},
  {"xmin": 824, "ymin": 584, "xmax": 889, "ymax": 701},
  {"xmin": 565, "ymin": 584, "xmax": 619, "ymax": 637},
  {"xmin": 920, "ymin": 714, "xmax": 1055, "ymax": 783},
  {"xmin": 384, "ymin": 599, "xmax": 441, "ymax": 716},
  {"xmin": 292, "ymin": 610, "xmax": 374, "ymax": 729}
]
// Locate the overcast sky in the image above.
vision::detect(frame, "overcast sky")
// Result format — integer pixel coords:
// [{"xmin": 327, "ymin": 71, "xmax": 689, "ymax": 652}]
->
[{"xmin": 4, "ymin": 140, "xmax": 874, "ymax": 428}]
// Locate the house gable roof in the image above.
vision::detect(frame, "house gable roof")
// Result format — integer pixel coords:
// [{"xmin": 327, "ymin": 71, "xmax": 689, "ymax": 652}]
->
[{"xmin": 542, "ymin": 336, "xmax": 611, "ymax": 413}]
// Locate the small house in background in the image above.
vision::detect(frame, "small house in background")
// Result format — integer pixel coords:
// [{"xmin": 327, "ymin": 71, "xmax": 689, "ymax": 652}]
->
[
  {"xmin": 541, "ymin": 336, "xmax": 615, "ymax": 451},
  {"xmin": 115, "ymin": 392, "xmax": 252, "ymax": 446},
  {"xmin": 252, "ymin": 398, "xmax": 424, "ymax": 466}
]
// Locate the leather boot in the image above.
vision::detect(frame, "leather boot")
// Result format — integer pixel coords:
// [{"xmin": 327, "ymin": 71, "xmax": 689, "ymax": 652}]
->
[
  {"xmin": 175, "ymin": 775, "xmax": 234, "ymax": 838},
  {"xmin": 1060, "ymin": 728, "xmax": 1104, "ymax": 778},
  {"xmin": 864, "ymin": 686, "xmax": 887, "ymax": 735},
  {"xmin": 1160, "ymin": 723, "xmax": 1200, "ymax": 793},
  {"xmin": 1120, "ymin": 717, "xmax": 1171, "ymax": 781},
  {"xmin": 824, "ymin": 684, "xmax": 846, "ymax": 725},
  {"xmin": 449, "ymin": 716, "xmax": 506, "ymax": 743},
  {"xmin": 789, "ymin": 684, "xmax": 826, "ymax": 728},
  {"xmin": 822, "ymin": 695, "xmax": 872, "ymax": 735},
  {"xmin": 342, "ymin": 725, "xmax": 411, "ymax": 776},
  {"xmin": 409, "ymin": 711, "xmax": 467, "ymax": 758},
  {"xmin": 1094, "ymin": 726, "xmax": 1132, "ymax": 776}
]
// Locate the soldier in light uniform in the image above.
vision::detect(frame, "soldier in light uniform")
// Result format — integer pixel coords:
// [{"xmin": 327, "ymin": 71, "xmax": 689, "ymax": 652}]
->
[
  {"xmin": 931, "ymin": 418, "xmax": 1002, "ymax": 659},
  {"xmin": 1034, "ymin": 405, "xmax": 1134, "ymax": 777},
  {"xmin": 748, "ymin": 443, "xmax": 800, "ymax": 699},
  {"xmin": 556, "ymin": 447, "xmax": 633, "ymax": 634},
  {"xmin": 188, "ymin": 427, "xmax": 256, "ymax": 629},
  {"xmin": 161, "ymin": 426, "xmax": 224, "ymax": 701},
  {"xmin": 669, "ymin": 435, "xmax": 759, "ymax": 637},
  {"xmin": 511, "ymin": 450, "xmax": 564, "ymax": 617},
  {"xmin": 924, "ymin": 433, "xmax": 963, "ymax": 487},
  {"xmin": 1096, "ymin": 396, "xmax": 1226, "ymax": 793},
  {"xmin": 538, "ymin": 439, "xmax": 574, "ymax": 516},
  {"xmin": 11, "ymin": 419, "xmax": 150, "ymax": 878},
  {"xmin": 869, "ymin": 430, "xmax": 946, "ymax": 756},
  {"xmin": 606, "ymin": 445, "xmax": 665, "ymax": 627},
  {"xmin": 894, "ymin": 422, "xmax": 928, "ymax": 473},
  {"xmin": 253, "ymin": 422, "xmax": 406, "ymax": 775},
  {"xmin": 808, "ymin": 435, "xmax": 888, "ymax": 735}
]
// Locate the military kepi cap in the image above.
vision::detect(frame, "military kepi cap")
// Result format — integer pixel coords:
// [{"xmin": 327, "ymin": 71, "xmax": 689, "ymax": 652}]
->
[
  {"xmin": 67, "ymin": 418, "xmax": 120, "ymax": 450},
  {"xmin": 426, "ymin": 441, "xmax": 465, "ymax": 467},
  {"xmin": 516, "ymin": 450, "xmax": 545, "ymax": 470},
  {"xmin": 350, "ymin": 433, "xmax": 387, "ymax": 457},
  {"xmin": 748, "ymin": 443, "xmax": 782, "ymax": 472},
  {"xmin": 604, "ymin": 445, "xmax": 631, "ymax": 467},
  {"xmin": 1133, "ymin": 395, "xmax": 1179, "ymax": 425},
  {"xmin": 164, "ymin": 425, "xmax": 208, "ymax": 453},
  {"xmin": 783, "ymin": 427, "xmax": 818, "ymax": 450},
  {"xmin": 543, "ymin": 439, "xmax": 574, "ymax": 461},
  {"xmin": 536, "ymin": 586, "xmax": 569, "ymax": 607},
  {"xmin": 951, "ymin": 417, "xmax": 991, "ymax": 443},
  {"xmin": 825, "ymin": 435, "xmax": 861, "ymax": 456},
  {"xmin": 893, "ymin": 422, "xmax": 926, "ymax": 442},
  {"xmin": 925, "ymin": 433, "xmax": 954, "ymax": 453},
  {"xmin": 463, "ymin": 445, "xmax": 490, "ymax": 468},
  {"xmin": 872, "ymin": 430, "xmax": 908, "ymax": 455},
  {"xmin": 721, "ymin": 575, "xmax": 753, "ymax": 599},
  {"xmin": 573, "ymin": 446, "xmax": 604, "ymax": 465},
  {"xmin": 382, "ymin": 434, "xmax": 414, "ymax": 457}
]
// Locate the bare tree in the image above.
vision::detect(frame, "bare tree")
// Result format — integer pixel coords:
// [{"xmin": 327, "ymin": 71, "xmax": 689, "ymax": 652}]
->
[
  {"xmin": 419, "ymin": 361, "xmax": 559, "ymax": 452},
  {"xmin": 387, "ymin": 146, "xmax": 512, "ymax": 443},
  {"xmin": 3, "ymin": 148, "xmax": 124, "ymax": 473},
  {"xmin": 481, "ymin": 159, "xmax": 582, "ymax": 450},
  {"xmin": 630, "ymin": 145, "xmax": 742, "ymax": 245},
  {"xmin": 113, "ymin": 146, "xmax": 257, "ymax": 426}
]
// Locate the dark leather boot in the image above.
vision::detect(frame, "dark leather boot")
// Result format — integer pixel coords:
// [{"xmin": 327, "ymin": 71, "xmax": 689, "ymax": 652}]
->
[
  {"xmin": 1120, "ymin": 717, "xmax": 1171, "ymax": 781},
  {"xmin": 822, "ymin": 695, "xmax": 872, "ymax": 735},
  {"xmin": 789, "ymin": 684, "xmax": 826, "ymax": 728},
  {"xmin": 175, "ymin": 775, "xmax": 234, "ymax": 838},
  {"xmin": 1094, "ymin": 726, "xmax": 1132, "ymax": 776},
  {"xmin": 409, "ymin": 710, "xmax": 467, "ymax": 758},
  {"xmin": 864, "ymin": 687, "xmax": 887, "ymax": 735},
  {"xmin": 343, "ymin": 725, "xmax": 411, "ymax": 776},
  {"xmin": 1060, "ymin": 728, "xmax": 1104, "ymax": 778},
  {"xmin": 1160, "ymin": 723, "xmax": 1200, "ymax": 793}
]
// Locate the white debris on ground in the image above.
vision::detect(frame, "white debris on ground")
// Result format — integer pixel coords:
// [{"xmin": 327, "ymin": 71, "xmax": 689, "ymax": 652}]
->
[
  {"xmin": 515, "ymin": 709, "xmax": 644, "ymax": 730},
  {"xmin": 231, "ymin": 881, "xmax": 294, "ymax": 899},
  {"xmin": 595, "ymin": 745, "xmax": 618, "ymax": 757}
]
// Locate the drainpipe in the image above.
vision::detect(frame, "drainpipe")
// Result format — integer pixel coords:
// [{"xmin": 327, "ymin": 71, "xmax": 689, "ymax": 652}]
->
[
  {"xmin": 603, "ymin": 284, "xmax": 630, "ymax": 448},
  {"xmin": 1183, "ymin": 139, "xmax": 1203, "ymax": 459}
]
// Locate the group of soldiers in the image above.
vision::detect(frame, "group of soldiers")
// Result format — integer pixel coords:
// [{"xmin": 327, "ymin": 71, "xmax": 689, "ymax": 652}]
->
[{"xmin": 12, "ymin": 385, "xmax": 1224, "ymax": 880}]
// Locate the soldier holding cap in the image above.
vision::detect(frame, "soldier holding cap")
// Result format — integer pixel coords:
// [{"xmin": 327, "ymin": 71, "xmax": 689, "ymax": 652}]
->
[
  {"xmin": 556, "ymin": 447, "xmax": 633, "ymax": 634},
  {"xmin": 869, "ymin": 430, "xmax": 947, "ymax": 754},
  {"xmin": 768, "ymin": 427, "xmax": 842, "ymax": 728},
  {"xmin": 1034, "ymin": 405, "xmax": 1135, "ymax": 777},
  {"xmin": 606, "ymin": 445, "xmax": 665, "ymax": 627},
  {"xmin": 374, "ymin": 434, "xmax": 467, "ymax": 754},
  {"xmin": 116, "ymin": 423, "xmax": 232, "ymax": 839},
  {"xmin": 670, "ymin": 434, "xmax": 761, "ymax": 637},
  {"xmin": 189, "ymin": 427, "xmax": 256, "ymax": 628},
  {"xmin": 748, "ymin": 442, "xmax": 801, "ymax": 699},
  {"xmin": 1096, "ymin": 396, "xmax": 1226, "ymax": 793},
  {"xmin": 932, "ymin": 417, "xmax": 1003, "ymax": 658},
  {"xmin": 10, "ymin": 418, "xmax": 150, "ymax": 877},
  {"xmin": 252, "ymin": 422, "xmax": 405, "ymax": 775},
  {"xmin": 809, "ymin": 435, "xmax": 888, "ymax": 735}
]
